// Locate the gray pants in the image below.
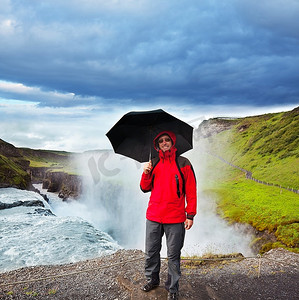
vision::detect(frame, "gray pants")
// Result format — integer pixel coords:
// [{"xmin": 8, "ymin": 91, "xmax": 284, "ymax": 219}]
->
[{"xmin": 145, "ymin": 220, "xmax": 185, "ymax": 293}]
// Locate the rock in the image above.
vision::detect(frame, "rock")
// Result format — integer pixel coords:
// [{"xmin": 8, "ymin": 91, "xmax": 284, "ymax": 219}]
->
[
  {"xmin": 0, "ymin": 138, "xmax": 82, "ymax": 198},
  {"xmin": 45, "ymin": 172, "xmax": 82, "ymax": 199},
  {"xmin": 0, "ymin": 139, "xmax": 22, "ymax": 157},
  {"xmin": 0, "ymin": 200, "xmax": 45, "ymax": 210},
  {"xmin": 28, "ymin": 208, "xmax": 55, "ymax": 216},
  {"xmin": 0, "ymin": 248, "xmax": 298, "ymax": 299},
  {"xmin": 195, "ymin": 118, "xmax": 237, "ymax": 138}
]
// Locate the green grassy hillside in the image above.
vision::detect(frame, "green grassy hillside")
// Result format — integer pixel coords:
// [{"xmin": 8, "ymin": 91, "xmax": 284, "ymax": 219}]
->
[
  {"xmin": 20, "ymin": 148, "xmax": 79, "ymax": 175},
  {"xmin": 0, "ymin": 139, "xmax": 79, "ymax": 189},
  {"xmin": 213, "ymin": 108, "xmax": 299, "ymax": 188},
  {"xmin": 196, "ymin": 106, "xmax": 299, "ymax": 253},
  {"xmin": 0, "ymin": 154, "xmax": 32, "ymax": 189}
]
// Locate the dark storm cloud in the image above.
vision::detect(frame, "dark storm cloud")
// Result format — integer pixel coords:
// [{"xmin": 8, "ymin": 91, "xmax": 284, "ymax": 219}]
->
[{"xmin": 0, "ymin": 0, "xmax": 298, "ymax": 107}]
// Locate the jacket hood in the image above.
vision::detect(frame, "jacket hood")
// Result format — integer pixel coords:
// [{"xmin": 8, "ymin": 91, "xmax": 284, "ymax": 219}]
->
[{"xmin": 153, "ymin": 131, "xmax": 176, "ymax": 152}]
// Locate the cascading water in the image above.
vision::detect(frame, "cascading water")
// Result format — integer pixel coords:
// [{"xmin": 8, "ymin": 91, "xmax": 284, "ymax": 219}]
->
[
  {"xmin": 76, "ymin": 150, "xmax": 148, "ymax": 250},
  {"xmin": 182, "ymin": 138, "xmax": 254, "ymax": 257},
  {"xmin": 0, "ymin": 141, "xmax": 254, "ymax": 273},
  {"xmin": 76, "ymin": 147, "xmax": 254, "ymax": 257}
]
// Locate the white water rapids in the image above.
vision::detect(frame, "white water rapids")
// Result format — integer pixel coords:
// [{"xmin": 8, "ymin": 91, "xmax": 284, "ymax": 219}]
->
[{"xmin": 0, "ymin": 147, "xmax": 254, "ymax": 273}]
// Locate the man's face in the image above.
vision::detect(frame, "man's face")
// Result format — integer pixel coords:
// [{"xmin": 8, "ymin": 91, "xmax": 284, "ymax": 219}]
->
[{"xmin": 158, "ymin": 134, "xmax": 173, "ymax": 152}]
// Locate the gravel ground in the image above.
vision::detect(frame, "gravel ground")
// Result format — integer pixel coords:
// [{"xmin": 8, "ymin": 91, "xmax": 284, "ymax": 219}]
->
[{"xmin": 0, "ymin": 248, "xmax": 298, "ymax": 300}]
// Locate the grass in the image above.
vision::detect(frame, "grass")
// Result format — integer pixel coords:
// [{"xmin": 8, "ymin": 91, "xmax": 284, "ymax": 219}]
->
[
  {"xmin": 0, "ymin": 143, "xmax": 80, "ymax": 190},
  {"xmin": 215, "ymin": 178, "xmax": 299, "ymax": 250},
  {"xmin": 181, "ymin": 253, "xmax": 244, "ymax": 268},
  {"xmin": 205, "ymin": 110, "xmax": 299, "ymax": 189},
  {"xmin": 22, "ymin": 150, "xmax": 80, "ymax": 175},
  {"xmin": 217, "ymin": 179, "xmax": 298, "ymax": 228},
  {"xmin": 204, "ymin": 168, "xmax": 299, "ymax": 253},
  {"xmin": 197, "ymin": 108, "xmax": 299, "ymax": 253},
  {"xmin": 28, "ymin": 159, "xmax": 79, "ymax": 175},
  {"xmin": 0, "ymin": 155, "xmax": 31, "ymax": 188}
]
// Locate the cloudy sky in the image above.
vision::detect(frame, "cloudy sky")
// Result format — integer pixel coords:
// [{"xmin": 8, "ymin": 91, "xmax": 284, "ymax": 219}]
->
[{"xmin": 0, "ymin": 0, "xmax": 298, "ymax": 152}]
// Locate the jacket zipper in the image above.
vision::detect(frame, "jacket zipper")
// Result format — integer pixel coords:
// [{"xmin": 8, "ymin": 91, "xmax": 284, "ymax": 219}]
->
[{"xmin": 175, "ymin": 174, "xmax": 180, "ymax": 198}]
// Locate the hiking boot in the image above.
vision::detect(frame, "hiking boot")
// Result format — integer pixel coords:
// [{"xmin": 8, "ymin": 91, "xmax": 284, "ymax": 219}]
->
[
  {"xmin": 168, "ymin": 292, "xmax": 179, "ymax": 300},
  {"xmin": 141, "ymin": 281, "xmax": 160, "ymax": 292}
]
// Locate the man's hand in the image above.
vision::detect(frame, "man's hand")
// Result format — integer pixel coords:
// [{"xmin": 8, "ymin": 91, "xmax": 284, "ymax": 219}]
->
[
  {"xmin": 143, "ymin": 161, "xmax": 152, "ymax": 174},
  {"xmin": 184, "ymin": 219, "xmax": 193, "ymax": 230}
]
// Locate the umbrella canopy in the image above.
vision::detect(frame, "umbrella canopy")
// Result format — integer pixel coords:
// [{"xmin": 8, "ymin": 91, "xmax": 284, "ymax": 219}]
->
[{"xmin": 106, "ymin": 109, "xmax": 193, "ymax": 162}]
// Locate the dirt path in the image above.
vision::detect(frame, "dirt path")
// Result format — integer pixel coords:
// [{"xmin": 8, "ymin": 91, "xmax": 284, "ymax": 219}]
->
[{"xmin": 0, "ymin": 248, "xmax": 298, "ymax": 300}]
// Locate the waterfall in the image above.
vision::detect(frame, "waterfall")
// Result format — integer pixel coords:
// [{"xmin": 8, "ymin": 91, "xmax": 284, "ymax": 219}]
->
[
  {"xmin": 75, "ymin": 147, "xmax": 254, "ymax": 257},
  {"xmin": 76, "ymin": 150, "xmax": 148, "ymax": 250}
]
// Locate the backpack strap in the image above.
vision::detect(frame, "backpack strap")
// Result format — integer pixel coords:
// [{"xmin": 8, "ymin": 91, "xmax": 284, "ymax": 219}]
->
[
  {"xmin": 175, "ymin": 156, "xmax": 186, "ymax": 196},
  {"xmin": 175, "ymin": 155, "xmax": 197, "ymax": 195}
]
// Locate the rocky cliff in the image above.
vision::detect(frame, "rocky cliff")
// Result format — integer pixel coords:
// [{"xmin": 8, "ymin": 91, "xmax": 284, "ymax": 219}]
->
[
  {"xmin": 195, "ymin": 117, "xmax": 238, "ymax": 138},
  {"xmin": 0, "ymin": 139, "xmax": 81, "ymax": 199},
  {"xmin": 41, "ymin": 171, "xmax": 82, "ymax": 200},
  {"xmin": 0, "ymin": 139, "xmax": 32, "ymax": 190},
  {"xmin": 1, "ymin": 248, "xmax": 298, "ymax": 299}
]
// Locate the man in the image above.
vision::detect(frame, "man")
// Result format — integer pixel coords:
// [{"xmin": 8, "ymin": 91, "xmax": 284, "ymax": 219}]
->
[{"xmin": 140, "ymin": 131, "xmax": 197, "ymax": 300}]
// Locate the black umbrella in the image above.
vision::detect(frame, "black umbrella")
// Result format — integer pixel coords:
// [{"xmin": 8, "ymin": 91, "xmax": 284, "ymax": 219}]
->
[{"xmin": 106, "ymin": 109, "xmax": 193, "ymax": 163}]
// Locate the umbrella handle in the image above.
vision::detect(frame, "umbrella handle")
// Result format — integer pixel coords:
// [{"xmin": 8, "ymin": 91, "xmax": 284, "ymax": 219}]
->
[{"xmin": 149, "ymin": 127, "xmax": 152, "ymax": 162}]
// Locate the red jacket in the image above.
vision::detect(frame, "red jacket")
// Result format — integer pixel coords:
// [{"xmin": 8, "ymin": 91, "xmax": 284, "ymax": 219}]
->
[{"xmin": 140, "ymin": 131, "xmax": 197, "ymax": 223}]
